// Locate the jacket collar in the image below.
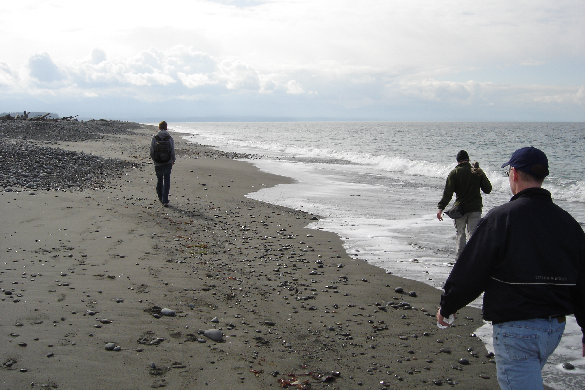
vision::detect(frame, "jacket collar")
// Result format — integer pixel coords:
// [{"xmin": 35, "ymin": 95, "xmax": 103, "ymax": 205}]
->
[{"xmin": 510, "ymin": 187, "xmax": 551, "ymax": 202}]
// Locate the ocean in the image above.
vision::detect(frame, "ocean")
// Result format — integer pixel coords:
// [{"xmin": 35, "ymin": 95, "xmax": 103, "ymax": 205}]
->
[{"xmin": 172, "ymin": 121, "xmax": 585, "ymax": 389}]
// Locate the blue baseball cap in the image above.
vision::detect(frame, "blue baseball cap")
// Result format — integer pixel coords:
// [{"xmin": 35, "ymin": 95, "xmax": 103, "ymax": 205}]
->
[{"xmin": 501, "ymin": 146, "xmax": 549, "ymax": 179}]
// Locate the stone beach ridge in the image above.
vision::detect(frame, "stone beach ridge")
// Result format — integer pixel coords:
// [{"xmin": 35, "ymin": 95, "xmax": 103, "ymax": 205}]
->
[{"xmin": 0, "ymin": 119, "xmax": 498, "ymax": 389}]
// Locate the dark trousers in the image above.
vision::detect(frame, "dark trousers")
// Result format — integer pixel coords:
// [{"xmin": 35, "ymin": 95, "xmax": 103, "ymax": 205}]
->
[{"xmin": 155, "ymin": 164, "xmax": 172, "ymax": 204}]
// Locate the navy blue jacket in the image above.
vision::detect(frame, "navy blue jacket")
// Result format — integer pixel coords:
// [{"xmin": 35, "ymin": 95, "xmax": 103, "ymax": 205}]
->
[{"xmin": 440, "ymin": 187, "xmax": 585, "ymax": 341}]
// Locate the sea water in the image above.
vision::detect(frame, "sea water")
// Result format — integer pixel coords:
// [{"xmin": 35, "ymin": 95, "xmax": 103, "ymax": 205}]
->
[{"xmin": 174, "ymin": 121, "xmax": 585, "ymax": 389}]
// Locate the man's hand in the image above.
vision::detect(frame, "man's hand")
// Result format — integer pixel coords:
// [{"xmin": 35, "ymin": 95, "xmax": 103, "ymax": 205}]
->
[
  {"xmin": 436, "ymin": 308, "xmax": 452, "ymax": 327},
  {"xmin": 437, "ymin": 209, "xmax": 444, "ymax": 221}
]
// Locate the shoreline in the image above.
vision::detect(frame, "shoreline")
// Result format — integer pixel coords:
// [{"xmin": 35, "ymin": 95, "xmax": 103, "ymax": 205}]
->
[{"xmin": 1, "ymin": 121, "xmax": 497, "ymax": 389}]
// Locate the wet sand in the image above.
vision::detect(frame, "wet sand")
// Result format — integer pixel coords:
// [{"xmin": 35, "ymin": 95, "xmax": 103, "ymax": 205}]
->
[{"xmin": 0, "ymin": 122, "xmax": 498, "ymax": 389}]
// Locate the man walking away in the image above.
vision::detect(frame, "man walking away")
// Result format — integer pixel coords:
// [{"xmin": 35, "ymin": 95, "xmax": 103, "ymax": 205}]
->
[
  {"xmin": 150, "ymin": 121, "xmax": 175, "ymax": 207},
  {"xmin": 437, "ymin": 146, "xmax": 585, "ymax": 390},
  {"xmin": 437, "ymin": 150, "xmax": 492, "ymax": 258}
]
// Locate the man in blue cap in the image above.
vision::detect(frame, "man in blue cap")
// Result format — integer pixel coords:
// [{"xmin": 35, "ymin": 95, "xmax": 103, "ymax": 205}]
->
[{"xmin": 437, "ymin": 146, "xmax": 585, "ymax": 390}]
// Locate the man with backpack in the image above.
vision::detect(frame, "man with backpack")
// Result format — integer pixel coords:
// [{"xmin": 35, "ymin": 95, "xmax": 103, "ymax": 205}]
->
[{"xmin": 150, "ymin": 121, "xmax": 175, "ymax": 206}]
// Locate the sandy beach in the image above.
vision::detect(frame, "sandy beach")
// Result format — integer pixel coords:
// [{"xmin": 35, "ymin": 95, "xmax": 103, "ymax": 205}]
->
[{"xmin": 1, "ymin": 120, "xmax": 499, "ymax": 389}]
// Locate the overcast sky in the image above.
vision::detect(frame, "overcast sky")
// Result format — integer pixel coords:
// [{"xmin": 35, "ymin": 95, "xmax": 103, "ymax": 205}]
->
[{"xmin": 1, "ymin": 0, "xmax": 583, "ymax": 121}]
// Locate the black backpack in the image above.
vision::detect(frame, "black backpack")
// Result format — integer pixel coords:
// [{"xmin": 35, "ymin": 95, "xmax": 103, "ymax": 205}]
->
[{"xmin": 153, "ymin": 135, "xmax": 172, "ymax": 163}]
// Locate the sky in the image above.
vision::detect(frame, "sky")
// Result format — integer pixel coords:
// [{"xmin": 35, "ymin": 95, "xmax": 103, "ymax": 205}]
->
[{"xmin": 0, "ymin": 0, "xmax": 584, "ymax": 122}]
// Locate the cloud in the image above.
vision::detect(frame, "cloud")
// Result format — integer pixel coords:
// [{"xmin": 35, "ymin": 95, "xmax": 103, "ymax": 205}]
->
[
  {"xmin": 532, "ymin": 85, "xmax": 585, "ymax": 106},
  {"xmin": 124, "ymin": 72, "xmax": 176, "ymax": 87},
  {"xmin": 397, "ymin": 79, "xmax": 482, "ymax": 104},
  {"xmin": 3, "ymin": 44, "xmax": 582, "ymax": 122},
  {"xmin": 90, "ymin": 49, "xmax": 106, "ymax": 65},
  {"xmin": 217, "ymin": 59, "xmax": 260, "ymax": 91},
  {"xmin": 0, "ymin": 0, "xmax": 583, "ymax": 120},
  {"xmin": 28, "ymin": 53, "xmax": 65, "ymax": 84},
  {"xmin": 577, "ymin": 86, "xmax": 585, "ymax": 105},
  {"xmin": 0, "ymin": 62, "xmax": 16, "ymax": 87},
  {"xmin": 394, "ymin": 77, "xmax": 585, "ymax": 111},
  {"xmin": 208, "ymin": 0, "xmax": 266, "ymax": 7},
  {"xmin": 177, "ymin": 72, "xmax": 216, "ymax": 88},
  {"xmin": 285, "ymin": 80, "xmax": 305, "ymax": 95}
]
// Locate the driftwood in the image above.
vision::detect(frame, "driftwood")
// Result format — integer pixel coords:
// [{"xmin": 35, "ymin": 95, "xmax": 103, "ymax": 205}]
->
[{"xmin": 29, "ymin": 113, "xmax": 51, "ymax": 121}]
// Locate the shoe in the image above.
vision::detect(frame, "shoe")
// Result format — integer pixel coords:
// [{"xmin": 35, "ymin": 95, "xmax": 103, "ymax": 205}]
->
[{"xmin": 163, "ymin": 202, "xmax": 169, "ymax": 207}]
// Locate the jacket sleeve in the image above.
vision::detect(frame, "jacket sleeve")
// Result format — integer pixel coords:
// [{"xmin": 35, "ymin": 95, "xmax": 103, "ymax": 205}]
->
[
  {"xmin": 481, "ymin": 171, "xmax": 492, "ymax": 194},
  {"xmin": 439, "ymin": 216, "xmax": 500, "ymax": 317},
  {"xmin": 170, "ymin": 137, "xmax": 176, "ymax": 163},
  {"xmin": 149, "ymin": 136, "xmax": 155, "ymax": 160},
  {"xmin": 573, "ymin": 232, "xmax": 585, "ymax": 343},
  {"xmin": 438, "ymin": 173, "xmax": 455, "ymax": 210}
]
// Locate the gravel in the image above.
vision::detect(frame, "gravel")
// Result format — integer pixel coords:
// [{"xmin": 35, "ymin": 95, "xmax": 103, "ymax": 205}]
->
[{"xmin": 0, "ymin": 119, "xmax": 141, "ymax": 191}]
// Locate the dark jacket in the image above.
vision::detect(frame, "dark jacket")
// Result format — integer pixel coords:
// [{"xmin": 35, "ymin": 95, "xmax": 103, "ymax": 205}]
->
[
  {"xmin": 150, "ymin": 130, "xmax": 176, "ymax": 167},
  {"xmin": 440, "ymin": 188, "xmax": 585, "ymax": 341},
  {"xmin": 438, "ymin": 162, "xmax": 492, "ymax": 213}
]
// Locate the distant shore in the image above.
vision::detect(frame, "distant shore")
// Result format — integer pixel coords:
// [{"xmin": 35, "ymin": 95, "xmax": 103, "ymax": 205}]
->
[{"xmin": 0, "ymin": 119, "xmax": 497, "ymax": 389}]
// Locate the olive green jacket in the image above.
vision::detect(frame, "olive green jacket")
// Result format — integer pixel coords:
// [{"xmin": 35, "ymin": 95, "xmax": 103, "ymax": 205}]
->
[{"xmin": 438, "ymin": 162, "xmax": 492, "ymax": 213}]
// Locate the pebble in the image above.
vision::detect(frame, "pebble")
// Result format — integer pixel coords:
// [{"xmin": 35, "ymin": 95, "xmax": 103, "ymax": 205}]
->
[
  {"xmin": 0, "ymin": 119, "xmax": 507, "ymax": 388},
  {"xmin": 0, "ymin": 120, "xmax": 139, "ymax": 191},
  {"xmin": 104, "ymin": 342, "xmax": 118, "ymax": 351},
  {"xmin": 202, "ymin": 329, "xmax": 224, "ymax": 342}
]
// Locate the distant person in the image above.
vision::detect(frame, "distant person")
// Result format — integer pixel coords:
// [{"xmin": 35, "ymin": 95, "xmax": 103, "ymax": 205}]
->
[
  {"xmin": 150, "ymin": 121, "xmax": 175, "ymax": 206},
  {"xmin": 437, "ymin": 146, "xmax": 585, "ymax": 390},
  {"xmin": 437, "ymin": 150, "xmax": 492, "ymax": 258}
]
